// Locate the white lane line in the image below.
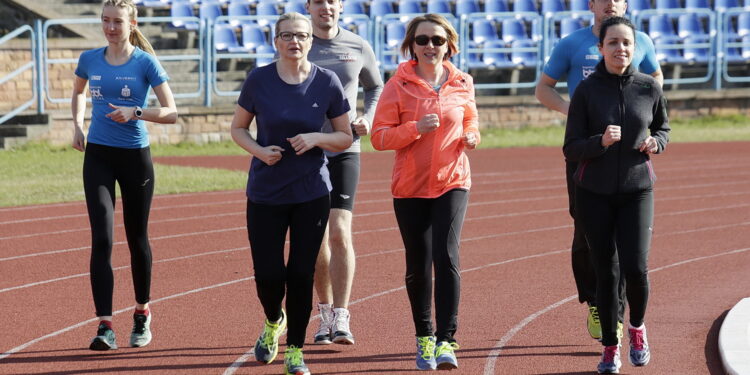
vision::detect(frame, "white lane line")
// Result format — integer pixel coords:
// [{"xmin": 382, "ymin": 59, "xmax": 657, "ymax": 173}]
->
[{"xmin": 481, "ymin": 246, "xmax": 750, "ymax": 375}]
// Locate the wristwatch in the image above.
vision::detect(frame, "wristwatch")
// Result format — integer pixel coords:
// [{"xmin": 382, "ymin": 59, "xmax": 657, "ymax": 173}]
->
[{"xmin": 134, "ymin": 106, "xmax": 143, "ymax": 119}]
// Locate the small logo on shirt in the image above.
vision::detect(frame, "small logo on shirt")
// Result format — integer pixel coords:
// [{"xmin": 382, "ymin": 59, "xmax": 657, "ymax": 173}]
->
[
  {"xmin": 585, "ymin": 54, "xmax": 599, "ymax": 60},
  {"xmin": 91, "ymin": 75, "xmax": 101, "ymax": 81},
  {"xmin": 121, "ymin": 85, "xmax": 131, "ymax": 97},
  {"xmin": 338, "ymin": 53, "xmax": 356, "ymax": 62},
  {"xmin": 141, "ymin": 178, "xmax": 150, "ymax": 187},
  {"xmin": 90, "ymin": 87, "xmax": 103, "ymax": 100},
  {"xmin": 339, "ymin": 194, "xmax": 350, "ymax": 200},
  {"xmin": 312, "ymin": 102, "xmax": 319, "ymax": 108},
  {"xmin": 582, "ymin": 66, "xmax": 595, "ymax": 78}
]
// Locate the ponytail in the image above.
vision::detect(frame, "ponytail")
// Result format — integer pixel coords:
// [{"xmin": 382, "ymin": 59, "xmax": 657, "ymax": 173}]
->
[{"xmin": 130, "ymin": 27, "xmax": 156, "ymax": 56}]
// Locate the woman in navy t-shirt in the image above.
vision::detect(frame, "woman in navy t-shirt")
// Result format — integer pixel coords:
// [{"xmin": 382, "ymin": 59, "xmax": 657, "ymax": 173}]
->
[
  {"xmin": 229, "ymin": 12, "xmax": 352, "ymax": 375},
  {"xmin": 70, "ymin": 0, "xmax": 177, "ymax": 352}
]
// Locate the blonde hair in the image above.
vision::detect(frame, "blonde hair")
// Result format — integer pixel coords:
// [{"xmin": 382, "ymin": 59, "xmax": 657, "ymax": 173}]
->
[
  {"xmin": 102, "ymin": 0, "xmax": 156, "ymax": 55},
  {"xmin": 274, "ymin": 12, "xmax": 313, "ymax": 38},
  {"xmin": 400, "ymin": 14, "xmax": 459, "ymax": 61}
]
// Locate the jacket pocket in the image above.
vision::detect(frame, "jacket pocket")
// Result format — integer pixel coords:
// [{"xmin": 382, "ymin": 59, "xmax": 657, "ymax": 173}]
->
[{"xmin": 576, "ymin": 160, "xmax": 589, "ymax": 183}]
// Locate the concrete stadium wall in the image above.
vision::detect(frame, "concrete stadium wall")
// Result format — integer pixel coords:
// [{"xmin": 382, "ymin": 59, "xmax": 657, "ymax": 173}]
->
[{"xmin": 3, "ymin": 46, "xmax": 750, "ymax": 146}]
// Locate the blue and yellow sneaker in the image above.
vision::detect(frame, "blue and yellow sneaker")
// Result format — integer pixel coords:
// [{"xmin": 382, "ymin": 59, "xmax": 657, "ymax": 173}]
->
[
  {"xmin": 89, "ymin": 322, "xmax": 117, "ymax": 351},
  {"xmin": 284, "ymin": 345, "xmax": 310, "ymax": 375},
  {"xmin": 435, "ymin": 341, "xmax": 459, "ymax": 370},
  {"xmin": 588, "ymin": 305, "xmax": 602, "ymax": 340},
  {"xmin": 416, "ymin": 336, "xmax": 437, "ymax": 370},
  {"xmin": 254, "ymin": 310, "xmax": 287, "ymax": 364}
]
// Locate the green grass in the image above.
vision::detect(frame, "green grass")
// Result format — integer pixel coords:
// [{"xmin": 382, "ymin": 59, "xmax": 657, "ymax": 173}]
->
[{"xmin": 2, "ymin": 114, "xmax": 749, "ymax": 207}]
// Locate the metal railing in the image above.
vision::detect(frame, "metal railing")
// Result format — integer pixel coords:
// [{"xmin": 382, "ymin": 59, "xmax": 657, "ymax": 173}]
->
[{"xmin": 0, "ymin": 24, "xmax": 39, "ymax": 124}]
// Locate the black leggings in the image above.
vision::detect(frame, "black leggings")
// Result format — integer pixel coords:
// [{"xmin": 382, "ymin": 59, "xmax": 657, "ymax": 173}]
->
[
  {"xmin": 393, "ymin": 189, "xmax": 469, "ymax": 343},
  {"xmin": 246, "ymin": 195, "xmax": 329, "ymax": 348},
  {"xmin": 576, "ymin": 187, "xmax": 653, "ymax": 346},
  {"xmin": 83, "ymin": 143, "xmax": 154, "ymax": 317}
]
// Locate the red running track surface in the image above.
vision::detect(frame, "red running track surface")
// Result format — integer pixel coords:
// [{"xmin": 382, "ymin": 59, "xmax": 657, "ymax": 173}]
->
[{"xmin": 1, "ymin": 142, "xmax": 749, "ymax": 374}]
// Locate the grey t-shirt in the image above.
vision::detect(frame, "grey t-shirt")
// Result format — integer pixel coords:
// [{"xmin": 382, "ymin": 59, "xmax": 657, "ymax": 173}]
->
[{"xmin": 308, "ymin": 27, "xmax": 383, "ymax": 155}]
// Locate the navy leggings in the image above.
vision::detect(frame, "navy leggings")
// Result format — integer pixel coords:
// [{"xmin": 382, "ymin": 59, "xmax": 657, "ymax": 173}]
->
[
  {"xmin": 83, "ymin": 143, "xmax": 154, "ymax": 317},
  {"xmin": 393, "ymin": 189, "xmax": 469, "ymax": 343},
  {"xmin": 576, "ymin": 187, "xmax": 654, "ymax": 346},
  {"xmin": 246, "ymin": 195, "xmax": 329, "ymax": 348}
]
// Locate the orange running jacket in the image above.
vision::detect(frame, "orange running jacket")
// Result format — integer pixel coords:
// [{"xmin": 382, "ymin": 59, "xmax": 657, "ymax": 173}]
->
[{"xmin": 371, "ymin": 60, "xmax": 480, "ymax": 199}]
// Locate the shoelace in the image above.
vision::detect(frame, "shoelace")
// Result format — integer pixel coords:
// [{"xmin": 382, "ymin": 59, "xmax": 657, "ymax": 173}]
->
[
  {"xmin": 435, "ymin": 342, "xmax": 460, "ymax": 357},
  {"xmin": 285, "ymin": 345, "xmax": 305, "ymax": 366},
  {"xmin": 318, "ymin": 308, "xmax": 334, "ymax": 332},
  {"xmin": 132, "ymin": 315, "xmax": 147, "ymax": 334},
  {"xmin": 333, "ymin": 311, "xmax": 350, "ymax": 332},
  {"xmin": 97, "ymin": 324, "xmax": 111, "ymax": 336},
  {"xmin": 589, "ymin": 306, "xmax": 600, "ymax": 325},
  {"xmin": 602, "ymin": 345, "xmax": 618, "ymax": 362},
  {"xmin": 417, "ymin": 337, "xmax": 436, "ymax": 360},
  {"xmin": 629, "ymin": 328, "xmax": 645, "ymax": 350},
  {"xmin": 261, "ymin": 319, "xmax": 281, "ymax": 347}
]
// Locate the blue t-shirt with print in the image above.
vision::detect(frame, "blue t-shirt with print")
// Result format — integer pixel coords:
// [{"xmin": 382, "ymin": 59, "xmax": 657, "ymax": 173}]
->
[
  {"xmin": 75, "ymin": 47, "xmax": 169, "ymax": 148},
  {"xmin": 238, "ymin": 62, "xmax": 350, "ymax": 205},
  {"xmin": 543, "ymin": 26, "xmax": 659, "ymax": 97}
]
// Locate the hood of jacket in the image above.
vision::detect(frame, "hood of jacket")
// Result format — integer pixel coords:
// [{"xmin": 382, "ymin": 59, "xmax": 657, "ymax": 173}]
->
[{"xmin": 390, "ymin": 59, "xmax": 473, "ymax": 100}]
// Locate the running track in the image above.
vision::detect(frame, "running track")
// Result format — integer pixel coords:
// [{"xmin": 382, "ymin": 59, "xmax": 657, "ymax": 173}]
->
[{"xmin": 1, "ymin": 142, "xmax": 749, "ymax": 374}]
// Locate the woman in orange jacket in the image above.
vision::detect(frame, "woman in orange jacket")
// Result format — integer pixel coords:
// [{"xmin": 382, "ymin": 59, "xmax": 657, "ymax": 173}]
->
[{"xmin": 370, "ymin": 13, "xmax": 480, "ymax": 371}]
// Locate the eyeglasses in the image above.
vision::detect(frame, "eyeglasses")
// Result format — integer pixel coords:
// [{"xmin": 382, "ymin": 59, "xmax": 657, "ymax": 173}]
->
[
  {"xmin": 414, "ymin": 35, "xmax": 447, "ymax": 46},
  {"xmin": 277, "ymin": 32, "xmax": 311, "ymax": 41}
]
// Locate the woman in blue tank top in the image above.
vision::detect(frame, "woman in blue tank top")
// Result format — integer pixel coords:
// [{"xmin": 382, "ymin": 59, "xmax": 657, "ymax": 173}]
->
[{"xmin": 70, "ymin": 0, "xmax": 177, "ymax": 352}]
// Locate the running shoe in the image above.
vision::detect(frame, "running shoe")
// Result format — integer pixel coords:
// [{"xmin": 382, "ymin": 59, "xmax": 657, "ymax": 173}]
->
[
  {"xmin": 89, "ymin": 322, "xmax": 117, "ymax": 351},
  {"xmin": 129, "ymin": 311, "xmax": 152, "ymax": 347},
  {"xmin": 314, "ymin": 304, "xmax": 334, "ymax": 345},
  {"xmin": 254, "ymin": 309, "xmax": 287, "ymax": 364},
  {"xmin": 588, "ymin": 305, "xmax": 602, "ymax": 340},
  {"xmin": 616, "ymin": 321, "xmax": 624, "ymax": 344},
  {"xmin": 597, "ymin": 344, "xmax": 622, "ymax": 374},
  {"xmin": 435, "ymin": 341, "xmax": 460, "ymax": 370},
  {"xmin": 331, "ymin": 308, "xmax": 355, "ymax": 345},
  {"xmin": 284, "ymin": 345, "xmax": 311, "ymax": 375},
  {"xmin": 628, "ymin": 324, "xmax": 651, "ymax": 366},
  {"xmin": 416, "ymin": 336, "xmax": 437, "ymax": 371}
]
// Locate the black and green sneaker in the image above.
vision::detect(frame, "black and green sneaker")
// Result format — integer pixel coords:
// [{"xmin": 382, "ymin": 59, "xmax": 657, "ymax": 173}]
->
[
  {"xmin": 89, "ymin": 322, "xmax": 117, "ymax": 351},
  {"xmin": 254, "ymin": 309, "xmax": 287, "ymax": 364}
]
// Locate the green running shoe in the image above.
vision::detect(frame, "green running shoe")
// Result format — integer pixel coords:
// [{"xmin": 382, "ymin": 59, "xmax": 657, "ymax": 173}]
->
[
  {"xmin": 284, "ymin": 345, "xmax": 310, "ymax": 375},
  {"xmin": 254, "ymin": 309, "xmax": 287, "ymax": 364},
  {"xmin": 588, "ymin": 305, "xmax": 602, "ymax": 340}
]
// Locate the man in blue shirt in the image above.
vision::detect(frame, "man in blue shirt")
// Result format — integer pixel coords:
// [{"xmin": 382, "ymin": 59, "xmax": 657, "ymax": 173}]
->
[{"xmin": 534, "ymin": 0, "xmax": 663, "ymax": 343}]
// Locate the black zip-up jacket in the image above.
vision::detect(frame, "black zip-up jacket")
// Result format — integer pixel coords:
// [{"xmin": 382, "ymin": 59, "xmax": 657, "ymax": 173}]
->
[{"xmin": 563, "ymin": 60, "xmax": 670, "ymax": 195}]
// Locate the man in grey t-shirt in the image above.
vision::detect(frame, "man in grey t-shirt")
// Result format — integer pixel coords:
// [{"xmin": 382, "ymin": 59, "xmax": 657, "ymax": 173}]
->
[{"xmin": 305, "ymin": 0, "xmax": 383, "ymax": 346}]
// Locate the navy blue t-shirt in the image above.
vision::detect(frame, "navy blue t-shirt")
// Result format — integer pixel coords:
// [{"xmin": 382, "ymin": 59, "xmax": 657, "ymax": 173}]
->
[{"xmin": 238, "ymin": 62, "xmax": 350, "ymax": 204}]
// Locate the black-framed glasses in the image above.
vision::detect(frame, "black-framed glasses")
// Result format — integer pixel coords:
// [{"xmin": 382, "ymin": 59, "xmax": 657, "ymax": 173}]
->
[
  {"xmin": 277, "ymin": 32, "xmax": 311, "ymax": 41},
  {"xmin": 414, "ymin": 35, "xmax": 447, "ymax": 46}
]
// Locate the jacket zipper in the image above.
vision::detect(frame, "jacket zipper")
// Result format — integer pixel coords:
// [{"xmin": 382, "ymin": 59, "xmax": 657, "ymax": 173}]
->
[{"xmin": 616, "ymin": 76, "xmax": 625, "ymax": 194}]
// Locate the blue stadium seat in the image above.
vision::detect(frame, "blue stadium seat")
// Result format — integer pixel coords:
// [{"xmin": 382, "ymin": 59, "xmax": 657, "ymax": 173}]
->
[
  {"xmin": 513, "ymin": 0, "xmax": 538, "ymax": 14},
  {"xmin": 501, "ymin": 18, "xmax": 529, "ymax": 44},
  {"xmin": 241, "ymin": 23, "xmax": 268, "ymax": 51},
  {"xmin": 467, "ymin": 43, "xmax": 485, "ymax": 69},
  {"xmin": 342, "ymin": 1, "xmax": 367, "ymax": 25},
  {"xmin": 738, "ymin": 12, "xmax": 750, "ymax": 37},
  {"xmin": 472, "ymin": 19, "xmax": 499, "ymax": 44},
  {"xmin": 143, "ymin": 0, "xmax": 171, "ymax": 7},
  {"xmin": 427, "ymin": 0, "xmax": 452, "ymax": 14},
  {"xmin": 648, "ymin": 14, "xmax": 681, "ymax": 42},
  {"xmin": 570, "ymin": 0, "xmax": 589, "ymax": 12},
  {"xmin": 483, "ymin": 40, "xmax": 516, "ymax": 68},
  {"xmin": 627, "ymin": 0, "xmax": 651, "ymax": 18},
  {"xmin": 714, "ymin": 0, "xmax": 739, "ymax": 12},
  {"xmin": 255, "ymin": 44, "xmax": 275, "ymax": 67},
  {"xmin": 541, "ymin": 0, "xmax": 565, "ymax": 17},
  {"xmin": 560, "ymin": 17, "xmax": 584, "ymax": 39},
  {"xmin": 654, "ymin": 40, "xmax": 688, "ymax": 64},
  {"xmin": 655, "ymin": 0, "xmax": 682, "ymax": 10},
  {"xmin": 678, "ymin": 13, "xmax": 708, "ymax": 39},
  {"xmin": 484, "ymin": 0, "xmax": 509, "ymax": 13},
  {"xmin": 227, "ymin": 1, "xmax": 251, "ymax": 27},
  {"xmin": 685, "ymin": 0, "xmax": 710, "ymax": 9},
  {"xmin": 399, "ymin": 0, "xmax": 423, "ymax": 14},
  {"xmin": 370, "ymin": 0, "xmax": 395, "ymax": 19},
  {"xmin": 386, "ymin": 21, "xmax": 406, "ymax": 48},
  {"xmin": 284, "ymin": 0, "xmax": 307, "ymax": 14},
  {"xmin": 200, "ymin": 1, "xmax": 224, "ymax": 25},
  {"xmin": 683, "ymin": 36, "xmax": 710, "ymax": 63},
  {"xmin": 214, "ymin": 24, "xmax": 246, "ymax": 52},
  {"xmin": 255, "ymin": 2, "xmax": 280, "ymax": 26},
  {"xmin": 456, "ymin": 0, "xmax": 481, "ymax": 15},
  {"xmin": 352, "ymin": 19, "xmax": 369, "ymax": 39},
  {"xmin": 170, "ymin": 1, "xmax": 199, "ymax": 30},
  {"xmin": 510, "ymin": 39, "xmax": 538, "ymax": 67}
]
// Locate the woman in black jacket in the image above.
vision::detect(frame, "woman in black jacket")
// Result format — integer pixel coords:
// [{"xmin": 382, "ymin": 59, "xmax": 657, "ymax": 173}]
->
[{"xmin": 563, "ymin": 16, "xmax": 670, "ymax": 374}]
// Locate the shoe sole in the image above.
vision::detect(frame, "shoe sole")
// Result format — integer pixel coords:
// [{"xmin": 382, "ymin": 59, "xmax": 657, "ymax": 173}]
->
[
  {"xmin": 130, "ymin": 335, "xmax": 152, "ymax": 347},
  {"xmin": 89, "ymin": 338, "xmax": 117, "ymax": 351},
  {"xmin": 437, "ymin": 362, "xmax": 458, "ymax": 370},
  {"xmin": 629, "ymin": 355, "xmax": 650, "ymax": 367},
  {"xmin": 332, "ymin": 335, "xmax": 355, "ymax": 345},
  {"xmin": 314, "ymin": 336, "xmax": 333, "ymax": 345}
]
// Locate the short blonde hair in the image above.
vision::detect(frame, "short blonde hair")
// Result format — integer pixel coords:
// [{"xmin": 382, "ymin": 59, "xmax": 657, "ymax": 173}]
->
[
  {"xmin": 275, "ymin": 12, "xmax": 313, "ymax": 38},
  {"xmin": 400, "ymin": 14, "xmax": 459, "ymax": 61}
]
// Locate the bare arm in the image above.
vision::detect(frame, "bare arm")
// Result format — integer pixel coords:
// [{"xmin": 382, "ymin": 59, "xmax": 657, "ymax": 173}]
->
[
  {"xmin": 71, "ymin": 76, "xmax": 88, "ymax": 152},
  {"xmin": 651, "ymin": 69, "xmax": 664, "ymax": 88},
  {"xmin": 230, "ymin": 105, "xmax": 285, "ymax": 166},
  {"xmin": 105, "ymin": 82, "xmax": 178, "ymax": 124},
  {"xmin": 535, "ymin": 73, "xmax": 569, "ymax": 116}
]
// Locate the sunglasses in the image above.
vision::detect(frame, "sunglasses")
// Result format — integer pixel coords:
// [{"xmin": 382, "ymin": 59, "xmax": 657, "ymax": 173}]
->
[
  {"xmin": 414, "ymin": 34, "xmax": 447, "ymax": 46},
  {"xmin": 277, "ymin": 32, "xmax": 311, "ymax": 42}
]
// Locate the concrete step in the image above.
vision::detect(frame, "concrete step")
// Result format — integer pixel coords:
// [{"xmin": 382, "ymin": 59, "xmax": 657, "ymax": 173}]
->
[{"xmin": 0, "ymin": 114, "xmax": 52, "ymax": 150}]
